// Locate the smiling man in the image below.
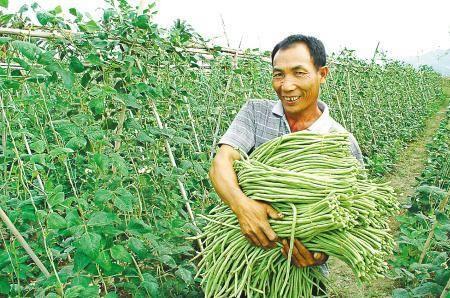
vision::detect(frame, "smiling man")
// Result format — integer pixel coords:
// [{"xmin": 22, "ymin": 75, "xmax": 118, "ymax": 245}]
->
[{"xmin": 209, "ymin": 34, "xmax": 364, "ymax": 294}]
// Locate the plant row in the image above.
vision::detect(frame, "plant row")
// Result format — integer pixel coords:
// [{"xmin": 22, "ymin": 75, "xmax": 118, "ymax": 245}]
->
[{"xmin": 391, "ymin": 104, "xmax": 450, "ymax": 297}]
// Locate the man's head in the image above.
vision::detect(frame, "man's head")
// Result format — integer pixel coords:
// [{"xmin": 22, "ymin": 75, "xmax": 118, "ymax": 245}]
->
[{"xmin": 271, "ymin": 34, "xmax": 329, "ymax": 116}]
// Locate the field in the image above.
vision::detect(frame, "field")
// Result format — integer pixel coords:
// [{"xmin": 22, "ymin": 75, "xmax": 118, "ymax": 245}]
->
[{"xmin": 0, "ymin": 2, "xmax": 448, "ymax": 297}]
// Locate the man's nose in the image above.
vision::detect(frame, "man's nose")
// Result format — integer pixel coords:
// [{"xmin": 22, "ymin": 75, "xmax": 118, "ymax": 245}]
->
[{"xmin": 281, "ymin": 79, "xmax": 296, "ymax": 92}]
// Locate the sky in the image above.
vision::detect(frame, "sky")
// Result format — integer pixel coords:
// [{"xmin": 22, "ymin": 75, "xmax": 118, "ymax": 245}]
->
[{"xmin": 5, "ymin": 0, "xmax": 450, "ymax": 61}]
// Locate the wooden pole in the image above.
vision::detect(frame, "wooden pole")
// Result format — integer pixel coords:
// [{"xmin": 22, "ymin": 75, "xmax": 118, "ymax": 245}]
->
[
  {"xmin": 150, "ymin": 100, "xmax": 204, "ymax": 251},
  {"xmin": 0, "ymin": 207, "xmax": 51, "ymax": 277}
]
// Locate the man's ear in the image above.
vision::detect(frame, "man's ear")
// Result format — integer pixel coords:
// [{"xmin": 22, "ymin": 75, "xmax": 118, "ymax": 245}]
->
[{"xmin": 318, "ymin": 66, "xmax": 329, "ymax": 84}]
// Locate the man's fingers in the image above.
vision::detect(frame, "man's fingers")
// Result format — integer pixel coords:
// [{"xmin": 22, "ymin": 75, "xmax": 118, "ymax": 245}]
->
[
  {"xmin": 246, "ymin": 233, "xmax": 262, "ymax": 247},
  {"xmin": 294, "ymin": 239, "xmax": 314, "ymax": 264},
  {"xmin": 266, "ymin": 205, "xmax": 283, "ymax": 220},
  {"xmin": 281, "ymin": 244, "xmax": 299, "ymax": 266},
  {"xmin": 254, "ymin": 229, "xmax": 271, "ymax": 249},
  {"xmin": 313, "ymin": 252, "xmax": 328, "ymax": 265},
  {"xmin": 282, "ymin": 239, "xmax": 302, "ymax": 267},
  {"xmin": 261, "ymin": 225, "xmax": 279, "ymax": 244}
]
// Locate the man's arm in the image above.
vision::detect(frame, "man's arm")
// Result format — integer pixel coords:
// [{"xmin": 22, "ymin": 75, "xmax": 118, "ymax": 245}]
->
[{"xmin": 209, "ymin": 144, "xmax": 282, "ymax": 249}]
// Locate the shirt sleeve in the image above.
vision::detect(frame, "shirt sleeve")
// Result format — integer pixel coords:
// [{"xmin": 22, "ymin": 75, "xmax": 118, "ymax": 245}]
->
[
  {"xmin": 218, "ymin": 100, "xmax": 256, "ymax": 154},
  {"xmin": 349, "ymin": 133, "xmax": 365, "ymax": 168}
]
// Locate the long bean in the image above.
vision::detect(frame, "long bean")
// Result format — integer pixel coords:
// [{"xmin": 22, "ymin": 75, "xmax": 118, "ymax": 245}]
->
[{"xmin": 196, "ymin": 131, "xmax": 399, "ymax": 297}]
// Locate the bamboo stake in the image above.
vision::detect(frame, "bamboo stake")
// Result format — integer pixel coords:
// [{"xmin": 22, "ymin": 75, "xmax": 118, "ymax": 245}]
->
[
  {"xmin": 0, "ymin": 26, "xmax": 353, "ymax": 67},
  {"xmin": 0, "ymin": 27, "xmax": 73, "ymax": 39},
  {"xmin": 0, "ymin": 27, "xmax": 265, "ymax": 58},
  {"xmin": 0, "ymin": 207, "xmax": 51, "ymax": 277},
  {"xmin": 208, "ymin": 51, "xmax": 239, "ymax": 160},
  {"xmin": 149, "ymin": 100, "xmax": 204, "ymax": 251}
]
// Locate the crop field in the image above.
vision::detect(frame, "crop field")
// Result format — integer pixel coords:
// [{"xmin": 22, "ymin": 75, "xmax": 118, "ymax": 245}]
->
[{"xmin": 0, "ymin": 2, "xmax": 448, "ymax": 297}]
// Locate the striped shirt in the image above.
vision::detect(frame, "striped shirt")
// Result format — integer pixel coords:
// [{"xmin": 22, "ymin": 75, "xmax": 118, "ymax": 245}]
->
[{"xmin": 219, "ymin": 99, "xmax": 364, "ymax": 165}]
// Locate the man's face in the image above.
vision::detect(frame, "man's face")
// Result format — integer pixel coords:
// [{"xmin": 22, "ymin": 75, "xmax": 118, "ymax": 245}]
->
[{"xmin": 272, "ymin": 42, "xmax": 328, "ymax": 115}]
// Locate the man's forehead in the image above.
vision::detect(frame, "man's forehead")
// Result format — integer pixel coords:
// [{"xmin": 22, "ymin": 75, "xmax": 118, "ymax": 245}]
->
[{"xmin": 272, "ymin": 43, "xmax": 314, "ymax": 69}]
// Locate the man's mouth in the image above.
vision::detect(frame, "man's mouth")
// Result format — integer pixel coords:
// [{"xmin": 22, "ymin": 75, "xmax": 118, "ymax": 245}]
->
[{"xmin": 283, "ymin": 96, "xmax": 301, "ymax": 103}]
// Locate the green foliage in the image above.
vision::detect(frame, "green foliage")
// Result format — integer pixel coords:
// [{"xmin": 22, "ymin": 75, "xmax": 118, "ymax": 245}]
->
[
  {"xmin": 0, "ymin": 1, "xmax": 444, "ymax": 297},
  {"xmin": 391, "ymin": 107, "xmax": 450, "ymax": 297}
]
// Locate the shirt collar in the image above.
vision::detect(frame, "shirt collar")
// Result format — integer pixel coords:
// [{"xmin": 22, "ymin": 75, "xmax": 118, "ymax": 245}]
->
[{"xmin": 271, "ymin": 100, "xmax": 332, "ymax": 133}]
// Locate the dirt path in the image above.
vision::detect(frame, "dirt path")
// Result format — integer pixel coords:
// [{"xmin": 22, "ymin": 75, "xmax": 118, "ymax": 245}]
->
[{"xmin": 327, "ymin": 79, "xmax": 450, "ymax": 298}]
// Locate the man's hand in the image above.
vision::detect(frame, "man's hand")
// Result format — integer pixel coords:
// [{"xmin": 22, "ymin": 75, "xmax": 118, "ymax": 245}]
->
[
  {"xmin": 280, "ymin": 239, "xmax": 328, "ymax": 267},
  {"xmin": 234, "ymin": 198, "xmax": 283, "ymax": 249}
]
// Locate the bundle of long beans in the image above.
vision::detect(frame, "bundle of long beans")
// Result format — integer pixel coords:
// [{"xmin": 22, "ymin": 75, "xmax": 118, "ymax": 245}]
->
[{"xmin": 196, "ymin": 132, "xmax": 399, "ymax": 297}]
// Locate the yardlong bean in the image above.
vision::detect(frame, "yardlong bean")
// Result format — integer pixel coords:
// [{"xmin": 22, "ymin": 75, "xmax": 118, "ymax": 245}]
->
[{"xmin": 196, "ymin": 132, "xmax": 398, "ymax": 297}]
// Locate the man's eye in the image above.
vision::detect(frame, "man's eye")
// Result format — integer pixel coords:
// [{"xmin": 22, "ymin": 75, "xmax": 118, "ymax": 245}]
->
[
  {"xmin": 295, "ymin": 72, "xmax": 306, "ymax": 76},
  {"xmin": 273, "ymin": 73, "xmax": 283, "ymax": 78}
]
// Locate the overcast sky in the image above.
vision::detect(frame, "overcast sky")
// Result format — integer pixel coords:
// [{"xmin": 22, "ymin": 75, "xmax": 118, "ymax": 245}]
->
[{"xmin": 6, "ymin": 0, "xmax": 450, "ymax": 60}]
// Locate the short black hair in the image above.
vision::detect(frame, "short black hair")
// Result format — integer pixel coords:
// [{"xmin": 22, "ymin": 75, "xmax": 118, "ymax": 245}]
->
[{"xmin": 271, "ymin": 34, "xmax": 326, "ymax": 70}]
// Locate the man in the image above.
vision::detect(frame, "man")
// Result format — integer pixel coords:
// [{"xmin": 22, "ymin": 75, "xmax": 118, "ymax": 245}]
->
[{"xmin": 209, "ymin": 34, "xmax": 363, "ymax": 275}]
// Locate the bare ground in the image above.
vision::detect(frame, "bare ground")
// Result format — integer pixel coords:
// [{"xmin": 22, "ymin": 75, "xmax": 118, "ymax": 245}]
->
[{"xmin": 327, "ymin": 79, "xmax": 450, "ymax": 298}]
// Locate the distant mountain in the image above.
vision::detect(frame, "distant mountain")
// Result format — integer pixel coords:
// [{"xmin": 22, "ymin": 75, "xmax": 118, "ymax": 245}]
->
[{"xmin": 400, "ymin": 49, "xmax": 450, "ymax": 76}]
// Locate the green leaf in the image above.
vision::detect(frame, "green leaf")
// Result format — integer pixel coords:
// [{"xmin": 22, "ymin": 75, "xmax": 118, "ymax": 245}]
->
[
  {"xmin": 392, "ymin": 288, "xmax": 410, "ymax": 298},
  {"xmin": 53, "ymin": 5, "xmax": 62, "ymax": 14},
  {"xmin": 141, "ymin": 273, "xmax": 159, "ymax": 297},
  {"xmin": 69, "ymin": 7, "xmax": 82, "ymax": 18},
  {"xmin": 172, "ymin": 136, "xmax": 191, "ymax": 145},
  {"xmin": 175, "ymin": 267, "xmax": 193, "ymax": 284},
  {"xmin": 59, "ymin": 69, "xmax": 75, "ymax": 89},
  {"xmin": 69, "ymin": 56, "xmax": 85, "ymax": 73},
  {"xmin": 79, "ymin": 20, "xmax": 100, "ymax": 33},
  {"xmin": 435, "ymin": 269, "xmax": 450, "ymax": 286},
  {"xmin": 136, "ymin": 131, "xmax": 154, "ymax": 144},
  {"xmin": 73, "ymin": 250, "xmax": 90, "ymax": 272},
  {"xmin": 36, "ymin": 11, "xmax": 52, "ymax": 25},
  {"xmin": 128, "ymin": 237, "xmax": 147, "ymax": 258},
  {"xmin": 126, "ymin": 219, "xmax": 152, "ymax": 236},
  {"xmin": 119, "ymin": 94, "xmax": 140, "ymax": 109},
  {"xmin": 0, "ymin": 14, "xmax": 13, "ymax": 26},
  {"xmin": 11, "ymin": 40, "xmax": 42, "ymax": 60},
  {"xmin": 0, "ymin": 37, "xmax": 11, "ymax": 45},
  {"xmin": 412, "ymin": 282, "xmax": 443, "ymax": 296},
  {"xmin": 87, "ymin": 212, "xmax": 117, "ymax": 226},
  {"xmin": 134, "ymin": 15, "xmax": 150, "ymax": 29},
  {"xmin": 92, "ymin": 154, "xmax": 109, "ymax": 171},
  {"xmin": 48, "ymin": 191, "xmax": 65, "ymax": 208},
  {"xmin": 86, "ymin": 53, "xmax": 102, "ymax": 66},
  {"xmin": 113, "ymin": 188, "xmax": 134, "ymax": 212},
  {"xmin": 95, "ymin": 250, "xmax": 112, "ymax": 272},
  {"xmin": 111, "ymin": 154, "xmax": 129, "ymax": 176},
  {"xmin": 110, "ymin": 245, "xmax": 132, "ymax": 263},
  {"xmin": 29, "ymin": 68, "xmax": 51, "ymax": 79},
  {"xmin": 49, "ymin": 146, "xmax": 74, "ymax": 158},
  {"xmin": 0, "ymin": 0, "xmax": 8, "ymax": 9},
  {"xmin": 0, "ymin": 276, "xmax": 10, "ymax": 295},
  {"xmin": 94, "ymin": 189, "xmax": 112, "ymax": 204},
  {"xmin": 30, "ymin": 140, "xmax": 46, "ymax": 153},
  {"xmin": 159, "ymin": 255, "xmax": 176, "ymax": 268},
  {"xmin": 64, "ymin": 286, "xmax": 84, "ymax": 298},
  {"xmin": 76, "ymin": 232, "xmax": 102, "ymax": 260},
  {"xmin": 66, "ymin": 137, "xmax": 87, "ymax": 151},
  {"xmin": 89, "ymin": 98, "xmax": 105, "ymax": 115},
  {"xmin": 47, "ymin": 213, "xmax": 67, "ymax": 229}
]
